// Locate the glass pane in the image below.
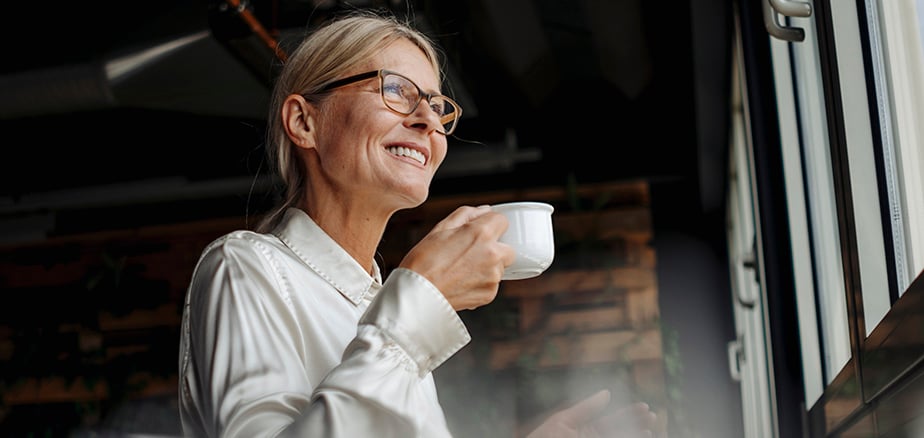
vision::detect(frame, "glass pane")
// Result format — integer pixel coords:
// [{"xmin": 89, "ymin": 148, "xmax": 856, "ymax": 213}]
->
[
  {"xmin": 830, "ymin": 0, "xmax": 891, "ymax": 336},
  {"xmin": 786, "ymin": 11, "xmax": 852, "ymax": 380},
  {"xmin": 766, "ymin": 8, "xmax": 854, "ymax": 384},
  {"xmin": 873, "ymin": 0, "xmax": 924, "ymax": 293}
]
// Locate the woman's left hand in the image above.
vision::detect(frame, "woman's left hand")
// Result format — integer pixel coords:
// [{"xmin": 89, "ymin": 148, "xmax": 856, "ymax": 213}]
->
[{"xmin": 526, "ymin": 390, "xmax": 658, "ymax": 438}]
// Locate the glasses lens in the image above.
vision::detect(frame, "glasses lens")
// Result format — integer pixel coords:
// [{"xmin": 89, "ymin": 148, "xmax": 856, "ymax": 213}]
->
[
  {"xmin": 430, "ymin": 96, "xmax": 459, "ymax": 134},
  {"xmin": 382, "ymin": 74, "xmax": 416, "ymax": 114},
  {"xmin": 382, "ymin": 73, "xmax": 459, "ymax": 135}
]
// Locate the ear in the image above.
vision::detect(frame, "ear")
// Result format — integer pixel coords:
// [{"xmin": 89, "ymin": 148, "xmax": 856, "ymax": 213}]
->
[{"xmin": 281, "ymin": 94, "xmax": 317, "ymax": 150}]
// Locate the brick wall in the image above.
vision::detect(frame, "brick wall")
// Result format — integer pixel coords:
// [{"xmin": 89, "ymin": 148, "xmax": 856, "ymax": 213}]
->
[{"xmin": 0, "ymin": 180, "xmax": 668, "ymax": 436}]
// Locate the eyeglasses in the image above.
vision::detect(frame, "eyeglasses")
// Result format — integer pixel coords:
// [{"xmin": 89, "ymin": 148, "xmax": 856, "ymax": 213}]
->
[{"xmin": 317, "ymin": 69, "xmax": 462, "ymax": 135}]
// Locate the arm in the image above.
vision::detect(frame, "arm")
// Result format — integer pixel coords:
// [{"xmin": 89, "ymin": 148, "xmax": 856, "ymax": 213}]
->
[
  {"xmin": 180, "ymin": 236, "xmax": 469, "ymax": 438},
  {"xmin": 285, "ymin": 268, "xmax": 470, "ymax": 437}
]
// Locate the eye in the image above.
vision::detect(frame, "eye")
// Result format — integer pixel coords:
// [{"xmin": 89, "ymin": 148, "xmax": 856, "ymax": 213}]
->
[
  {"xmin": 429, "ymin": 100, "xmax": 446, "ymax": 116},
  {"xmin": 382, "ymin": 80, "xmax": 404, "ymax": 98}
]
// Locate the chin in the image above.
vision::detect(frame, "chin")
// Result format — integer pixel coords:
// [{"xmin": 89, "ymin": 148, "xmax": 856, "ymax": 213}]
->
[
  {"xmin": 400, "ymin": 190, "xmax": 429, "ymax": 209},
  {"xmin": 408, "ymin": 195, "xmax": 428, "ymax": 208}
]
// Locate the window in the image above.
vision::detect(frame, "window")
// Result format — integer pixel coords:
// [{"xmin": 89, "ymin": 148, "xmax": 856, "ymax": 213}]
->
[
  {"xmin": 868, "ymin": 0, "xmax": 924, "ymax": 295},
  {"xmin": 735, "ymin": 0, "xmax": 924, "ymax": 435}
]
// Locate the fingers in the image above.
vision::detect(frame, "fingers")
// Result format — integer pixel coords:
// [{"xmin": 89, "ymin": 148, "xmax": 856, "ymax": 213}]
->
[
  {"xmin": 496, "ymin": 240, "xmax": 517, "ymax": 270},
  {"xmin": 429, "ymin": 204, "xmax": 493, "ymax": 232},
  {"xmin": 398, "ymin": 204, "xmax": 514, "ymax": 310},
  {"xmin": 525, "ymin": 391, "xmax": 662, "ymax": 438},
  {"xmin": 617, "ymin": 402, "xmax": 657, "ymax": 425},
  {"xmin": 426, "ymin": 205, "xmax": 514, "ymax": 269},
  {"xmin": 597, "ymin": 401, "xmax": 659, "ymax": 438},
  {"xmin": 554, "ymin": 390, "xmax": 611, "ymax": 426}
]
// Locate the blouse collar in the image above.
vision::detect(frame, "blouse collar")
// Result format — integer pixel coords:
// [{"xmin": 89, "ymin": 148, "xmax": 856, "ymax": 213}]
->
[{"xmin": 272, "ymin": 208, "xmax": 382, "ymax": 305}]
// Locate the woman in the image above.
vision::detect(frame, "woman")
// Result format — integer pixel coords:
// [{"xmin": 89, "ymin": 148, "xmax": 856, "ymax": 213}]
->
[{"xmin": 178, "ymin": 9, "xmax": 656, "ymax": 437}]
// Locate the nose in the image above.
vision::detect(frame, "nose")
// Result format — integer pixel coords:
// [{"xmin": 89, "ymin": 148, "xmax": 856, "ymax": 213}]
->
[{"xmin": 406, "ymin": 96, "xmax": 444, "ymax": 134}]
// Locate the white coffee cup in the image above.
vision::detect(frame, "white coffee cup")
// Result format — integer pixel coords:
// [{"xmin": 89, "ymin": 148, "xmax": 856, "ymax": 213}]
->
[{"xmin": 491, "ymin": 201, "xmax": 555, "ymax": 280}]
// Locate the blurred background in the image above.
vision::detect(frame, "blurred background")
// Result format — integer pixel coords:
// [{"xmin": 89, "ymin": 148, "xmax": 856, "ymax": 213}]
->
[{"xmin": 0, "ymin": 0, "xmax": 739, "ymax": 436}]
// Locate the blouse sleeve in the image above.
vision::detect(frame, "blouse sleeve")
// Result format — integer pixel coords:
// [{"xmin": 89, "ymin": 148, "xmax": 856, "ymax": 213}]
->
[
  {"xmin": 284, "ymin": 268, "xmax": 472, "ymax": 437},
  {"xmin": 180, "ymin": 234, "xmax": 471, "ymax": 438}
]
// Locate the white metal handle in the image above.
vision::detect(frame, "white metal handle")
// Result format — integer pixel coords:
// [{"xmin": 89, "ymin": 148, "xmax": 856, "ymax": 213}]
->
[
  {"xmin": 769, "ymin": 0, "xmax": 812, "ymax": 18},
  {"xmin": 727, "ymin": 339, "xmax": 744, "ymax": 382},
  {"xmin": 762, "ymin": 0, "xmax": 807, "ymax": 42}
]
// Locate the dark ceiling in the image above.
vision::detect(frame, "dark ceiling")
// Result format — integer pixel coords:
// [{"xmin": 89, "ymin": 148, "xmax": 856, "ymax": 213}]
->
[{"xmin": 0, "ymin": 0, "xmax": 732, "ymax": 243}]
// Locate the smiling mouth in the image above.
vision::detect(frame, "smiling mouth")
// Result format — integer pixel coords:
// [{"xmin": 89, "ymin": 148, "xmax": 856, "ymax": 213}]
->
[{"xmin": 386, "ymin": 146, "xmax": 426, "ymax": 165}]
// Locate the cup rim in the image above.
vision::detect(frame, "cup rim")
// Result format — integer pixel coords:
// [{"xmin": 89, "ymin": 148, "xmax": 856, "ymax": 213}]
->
[{"xmin": 490, "ymin": 201, "xmax": 554, "ymax": 212}]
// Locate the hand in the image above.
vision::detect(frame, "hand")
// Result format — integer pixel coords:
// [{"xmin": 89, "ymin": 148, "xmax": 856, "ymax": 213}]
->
[
  {"xmin": 526, "ymin": 390, "xmax": 658, "ymax": 438},
  {"xmin": 399, "ymin": 205, "xmax": 516, "ymax": 310}
]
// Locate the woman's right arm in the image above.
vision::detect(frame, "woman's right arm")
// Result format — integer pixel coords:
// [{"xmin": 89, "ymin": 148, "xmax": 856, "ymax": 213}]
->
[
  {"xmin": 285, "ymin": 268, "xmax": 471, "ymax": 437},
  {"xmin": 181, "ymin": 237, "xmax": 472, "ymax": 437}
]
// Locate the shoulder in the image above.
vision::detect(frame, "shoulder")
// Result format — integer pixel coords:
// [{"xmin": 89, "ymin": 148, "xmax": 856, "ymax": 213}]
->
[
  {"xmin": 200, "ymin": 229, "xmax": 285, "ymax": 260},
  {"xmin": 188, "ymin": 229, "xmax": 293, "ymax": 281},
  {"xmin": 185, "ymin": 229, "xmax": 293, "ymax": 308}
]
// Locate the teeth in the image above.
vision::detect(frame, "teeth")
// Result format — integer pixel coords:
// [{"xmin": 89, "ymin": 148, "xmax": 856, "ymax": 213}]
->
[{"xmin": 386, "ymin": 146, "xmax": 425, "ymax": 165}]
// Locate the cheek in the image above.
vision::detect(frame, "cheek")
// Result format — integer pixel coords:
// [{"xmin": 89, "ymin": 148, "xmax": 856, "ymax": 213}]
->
[
  {"xmin": 328, "ymin": 103, "xmax": 392, "ymax": 142},
  {"xmin": 430, "ymin": 139, "xmax": 449, "ymax": 167},
  {"xmin": 311, "ymin": 120, "xmax": 353, "ymax": 167},
  {"xmin": 314, "ymin": 106, "xmax": 364, "ymax": 151}
]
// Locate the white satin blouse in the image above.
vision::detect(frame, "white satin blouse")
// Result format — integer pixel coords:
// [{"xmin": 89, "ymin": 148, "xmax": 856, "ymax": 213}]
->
[{"xmin": 178, "ymin": 208, "xmax": 471, "ymax": 437}]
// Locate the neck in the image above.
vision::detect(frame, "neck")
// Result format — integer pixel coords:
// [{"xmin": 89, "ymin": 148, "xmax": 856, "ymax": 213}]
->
[{"xmin": 302, "ymin": 198, "xmax": 393, "ymax": 275}]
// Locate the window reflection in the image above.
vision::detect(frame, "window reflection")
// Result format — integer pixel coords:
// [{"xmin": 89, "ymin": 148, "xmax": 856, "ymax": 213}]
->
[{"xmin": 875, "ymin": 0, "xmax": 924, "ymax": 294}]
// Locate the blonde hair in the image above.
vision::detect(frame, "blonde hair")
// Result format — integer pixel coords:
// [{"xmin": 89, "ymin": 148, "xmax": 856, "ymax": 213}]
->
[{"xmin": 256, "ymin": 10, "xmax": 443, "ymax": 232}]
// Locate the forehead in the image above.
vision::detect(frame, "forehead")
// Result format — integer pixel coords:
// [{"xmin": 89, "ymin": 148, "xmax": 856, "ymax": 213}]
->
[{"xmin": 370, "ymin": 39, "xmax": 440, "ymax": 90}]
